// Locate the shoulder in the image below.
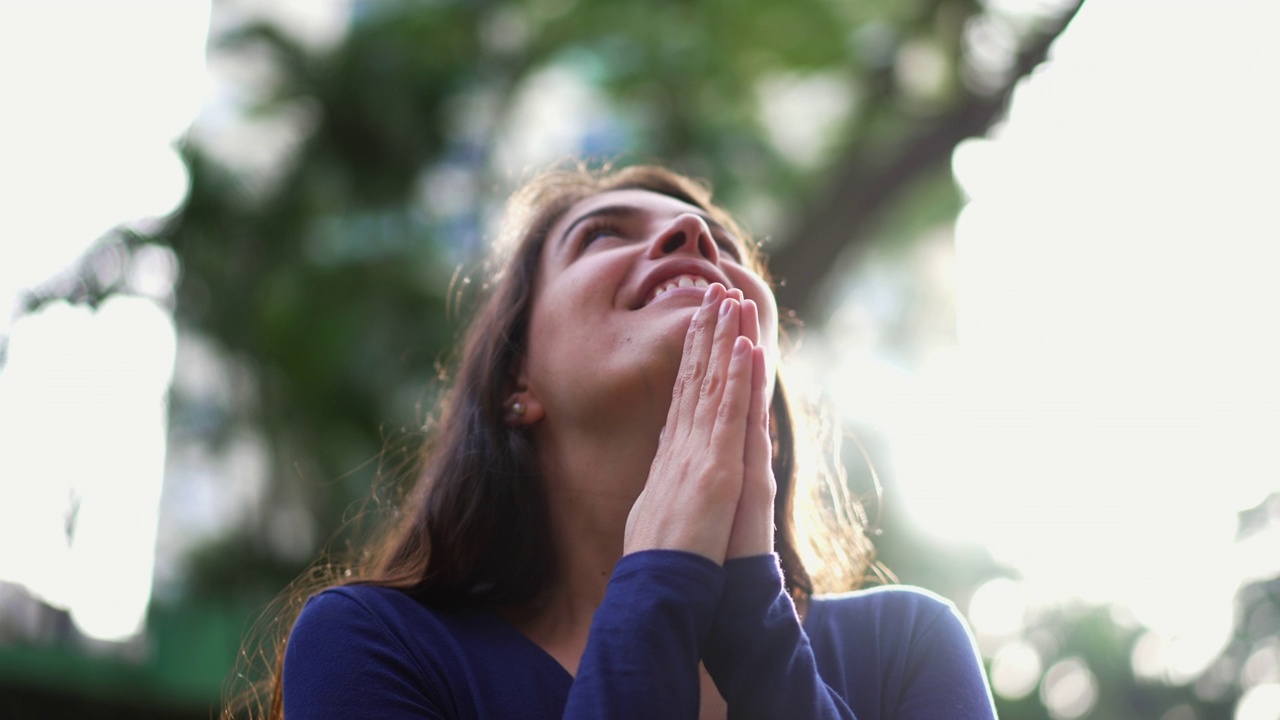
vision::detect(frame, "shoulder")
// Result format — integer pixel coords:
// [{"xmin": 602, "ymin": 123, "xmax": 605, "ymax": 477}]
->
[
  {"xmin": 805, "ymin": 584, "xmax": 979, "ymax": 668},
  {"xmin": 287, "ymin": 584, "xmax": 553, "ymax": 683},
  {"xmin": 287, "ymin": 584, "xmax": 443, "ymax": 667},
  {"xmin": 809, "ymin": 584, "xmax": 961, "ymax": 629},
  {"xmin": 284, "ymin": 585, "xmax": 470, "ymax": 718},
  {"xmin": 288, "ymin": 583, "xmax": 495, "ymax": 671},
  {"xmin": 297, "ymin": 584, "xmax": 434, "ymax": 623},
  {"xmin": 286, "ymin": 584, "xmax": 488, "ymax": 688},
  {"xmin": 805, "ymin": 585, "xmax": 995, "ymax": 718},
  {"xmin": 291, "ymin": 584, "xmax": 442, "ymax": 646}
]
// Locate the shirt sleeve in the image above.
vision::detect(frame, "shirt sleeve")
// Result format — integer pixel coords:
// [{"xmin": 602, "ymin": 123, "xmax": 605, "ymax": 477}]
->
[
  {"xmin": 704, "ymin": 555, "xmax": 998, "ymax": 720},
  {"xmin": 563, "ymin": 549, "xmax": 726, "ymax": 720},
  {"xmin": 283, "ymin": 590, "xmax": 452, "ymax": 720},
  {"xmin": 701, "ymin": 554, "xmax": 858, "ymax": 719},
  {"xmin": 888, "ymin": 593, "xmax": 998, "ymax": 720}
]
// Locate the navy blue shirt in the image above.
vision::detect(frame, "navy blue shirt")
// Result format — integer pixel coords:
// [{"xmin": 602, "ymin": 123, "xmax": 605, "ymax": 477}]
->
[{"xmin": 283, "ymin": 551, "xmax": 995, "ymax": 719}]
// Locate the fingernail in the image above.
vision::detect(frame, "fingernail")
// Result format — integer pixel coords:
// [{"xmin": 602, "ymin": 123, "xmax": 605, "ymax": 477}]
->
[
  {"xmin": 702, "ymin": 285, "xmax": 718, "ymax": 307},
  {"xmin": 720, "ymin": 298, "xmax": 735, "ymax": 317},
  {"xmin": 733, "ymin": 336, "xmax": 749, "ymax": 356}
]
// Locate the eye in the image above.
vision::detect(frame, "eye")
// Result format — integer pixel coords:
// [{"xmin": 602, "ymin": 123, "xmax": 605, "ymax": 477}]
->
[
  {"xmin": 713, "ymin": 233, "xmax": 744, "ymax": 262},
  {"xmin": 578, "ymin": 220, "xmax": 623, "ymax": 249}
]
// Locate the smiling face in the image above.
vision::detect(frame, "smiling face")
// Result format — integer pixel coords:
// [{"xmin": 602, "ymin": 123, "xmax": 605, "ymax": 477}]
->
[{"xmin": 517, "ymin": 189, "xmax": 779, "ymax": 432}]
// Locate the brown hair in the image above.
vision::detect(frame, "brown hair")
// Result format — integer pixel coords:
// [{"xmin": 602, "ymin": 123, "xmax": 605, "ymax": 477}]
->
[{"xmin": 223, "ymin": 163, "xmax": 876, "ymax": 719}]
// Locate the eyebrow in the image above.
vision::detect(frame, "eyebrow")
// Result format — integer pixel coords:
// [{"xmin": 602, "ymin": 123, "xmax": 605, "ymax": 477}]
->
[
  {"xmin": 557, "ymin": 203, "xmax": 733, "ymax": 249},
  {"xmin": 558, "ymin": 205, "xmax": 642, "ymax": 249}
]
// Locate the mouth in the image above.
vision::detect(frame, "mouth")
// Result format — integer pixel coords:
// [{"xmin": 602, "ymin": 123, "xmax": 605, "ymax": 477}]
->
[{"xmin": 644, "ymin": 273, "xmax": 711, "ymax": 307}]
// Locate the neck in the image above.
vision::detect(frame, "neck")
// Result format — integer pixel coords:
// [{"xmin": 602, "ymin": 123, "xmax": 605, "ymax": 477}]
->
[{"xmin": 498, "ymin": 412, "xmax": 661, "ymax": 665}]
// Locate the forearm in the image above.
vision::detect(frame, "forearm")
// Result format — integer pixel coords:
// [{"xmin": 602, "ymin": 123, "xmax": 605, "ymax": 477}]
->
[
  {"xmin": 564, "ymin": 550, "xmax": 725, "ymax": 720},
  {"xmin": 703, "ymin": 554, "xmax": 857, "ymax": 720}
]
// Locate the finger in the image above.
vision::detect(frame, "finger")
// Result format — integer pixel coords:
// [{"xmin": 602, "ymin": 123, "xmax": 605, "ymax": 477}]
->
[
  {"xmin": 728, "ymin": 344, "xmax": 776, "ymax": 559},
  {"xmin": 694, "ymin": 297, "xmax": 741, "ymax": 423},
  {"xmin": 741, "ymin": 298, "xmax": 760, "ymax": 347},
  {"xmin": 711, "ymin": 335, "xmax": 754, "ymax": 458},
  {"xmin": 668, "ymin": 283, "xmax": 725, "ymax": 433},
  {"xmin": 726, "ymin": 287, "xmax": 744, "ymax": 304},
  {"xmin": 743, "ymin": 345, "xmax": 770, "ymax": 475}
]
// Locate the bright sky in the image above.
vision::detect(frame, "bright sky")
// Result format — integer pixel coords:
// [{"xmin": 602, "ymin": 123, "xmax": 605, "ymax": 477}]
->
[
  {"xmin": 812, "ymin": 1, "xmax": 1280, "ymax": 714},
  {"xmin": 0, "ymin": 0, "xmax": 210, "ymax": 641},
  {"xmin": 0, "ymin": 1, "xmax": 208, "ymax": 335}
]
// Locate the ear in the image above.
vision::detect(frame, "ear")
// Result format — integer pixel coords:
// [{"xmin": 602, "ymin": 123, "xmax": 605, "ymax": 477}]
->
[{"xmin": 503, "ymin": 381, "xmax": 545, "ymax": 426}]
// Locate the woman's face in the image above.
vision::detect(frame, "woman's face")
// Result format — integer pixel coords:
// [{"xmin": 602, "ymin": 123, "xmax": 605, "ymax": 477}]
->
[{"xmin": 519, "ymin": 189, "xmax": 779, "ymax": 430}]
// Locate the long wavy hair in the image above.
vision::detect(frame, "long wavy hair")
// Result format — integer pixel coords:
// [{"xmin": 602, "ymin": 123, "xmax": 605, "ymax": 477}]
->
[{"xmin": 223, "ymin": 163, "xmax": 877, "ymax": 720}]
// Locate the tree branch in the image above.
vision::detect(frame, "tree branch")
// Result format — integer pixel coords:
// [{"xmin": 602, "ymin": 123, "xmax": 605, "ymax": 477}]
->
[{"xmin": 770, "ymin": 1, "xmax": 1085, "ymax": 321}]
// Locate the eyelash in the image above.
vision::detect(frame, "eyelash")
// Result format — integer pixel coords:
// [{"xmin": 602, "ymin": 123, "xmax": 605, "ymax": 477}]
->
[
  {"xmin": 579, "ymin": 220, "xmax": 623, "ymax": 249},
  {"xmin": 715, "ymin": 236, "xmax": 744, "ymax": 262},
  {"xmin": 576, "ymin": 219, "xmax": 745, "ymax": 262}
]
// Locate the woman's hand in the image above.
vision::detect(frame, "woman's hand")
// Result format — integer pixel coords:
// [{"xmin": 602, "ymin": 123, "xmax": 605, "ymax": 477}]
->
[
  {"xmin": 624, "ymin": 283, "xmax": 775, "ymax": 564},
  {"xmin": 724, "ymin": 294, "xmax": 776, "ymax": 560}
]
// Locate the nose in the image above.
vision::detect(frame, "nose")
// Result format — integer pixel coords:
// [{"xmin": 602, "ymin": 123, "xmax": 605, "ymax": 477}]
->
[{"xmin": 647, "ymin": 213, "xmax": 720, "ymax": 263}]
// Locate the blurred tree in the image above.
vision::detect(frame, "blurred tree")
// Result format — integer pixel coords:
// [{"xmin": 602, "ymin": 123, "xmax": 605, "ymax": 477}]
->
[
  {"xmin": 31, "ymin": 2, "xmax": 1275, "ymax": 720},
  {"xmin": 126, "ymin": 0, "xmax": 1083, "ymax": 608}
]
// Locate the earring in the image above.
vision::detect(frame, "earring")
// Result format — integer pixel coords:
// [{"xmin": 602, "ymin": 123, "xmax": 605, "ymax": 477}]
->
[{"xmin": 509, "ymin": 401, "xmax": 526, "ymax": 417}]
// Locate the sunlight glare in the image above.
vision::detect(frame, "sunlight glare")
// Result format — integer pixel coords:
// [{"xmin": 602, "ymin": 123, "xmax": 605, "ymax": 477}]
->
[
  {"xmin": 0, "ymin": 0, "xmax": 208, "ymax": 642},
  {"xmin": 0, "ymin": 298, "xmax": 176, "ymax": 640},
  {"xmin": 1040, "ymin": 657, "xmax": 1098, "ymax": 720},
  {"xmin": 942, "ymin": 0, "xmax": 1278, "ymax": 645},
  {"xmin": 990, "ymin": 640, "xmax": 1043, "ymax": 699},
  {"xmin": 1236, "ymin": 683, "xmax": 1280, "ymax": 720},
  {"xmin": 968, "ymin": 577, "xmax": 1028, "ymax": 641},
  {"xmin": 0, "ymin": 0, "xmax": 209, "ymax": 334},
  {"xmin": 812, "ymin": 0, "xmax": 1280, "ymax": 687}
]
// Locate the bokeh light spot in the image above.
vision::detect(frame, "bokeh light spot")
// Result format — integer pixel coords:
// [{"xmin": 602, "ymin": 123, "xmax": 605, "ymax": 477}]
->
[
  {"xmin": 1040, "ymin": 657, "xmax": 1098, "ymax": 720},
  {"xmin": 968, "ymin": 577, "xmax": 1028, "ymax": 641},
  {"xmin": 1236, "ymin": 683, "xmax": 1280, "ymax": 720},
  {"xmin": 990, "ymin": 640, "xmax": 1043, "ymax": 700}
]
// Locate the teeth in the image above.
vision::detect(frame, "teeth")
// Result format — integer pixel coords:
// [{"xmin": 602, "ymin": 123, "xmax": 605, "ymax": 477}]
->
[{"xmin": 648, "ymin": 274, "xmax": 714, "ymax": 305}]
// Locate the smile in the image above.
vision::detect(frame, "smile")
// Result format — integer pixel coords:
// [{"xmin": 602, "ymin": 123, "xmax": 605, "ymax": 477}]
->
[{"xmin": 645, "ymin": 274, "xmax": 710, "ymax": 306}]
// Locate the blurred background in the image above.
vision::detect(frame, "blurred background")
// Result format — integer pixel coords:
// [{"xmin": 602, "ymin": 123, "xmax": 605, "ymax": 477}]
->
[{"xmin": 1, "ymin": 0, "xmax": 1277, "ymax": 718}]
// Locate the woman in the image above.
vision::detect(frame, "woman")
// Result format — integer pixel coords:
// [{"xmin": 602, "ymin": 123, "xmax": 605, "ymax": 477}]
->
[{"xmin": 267, "ymin": 165, "xmax": 995, "ymax": 719}]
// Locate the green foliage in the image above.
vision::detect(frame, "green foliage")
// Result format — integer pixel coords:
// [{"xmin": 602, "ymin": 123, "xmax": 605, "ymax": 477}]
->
[
  {"xmin": 153, "ymin": 0, "xmax": 1014, "ymax": 602},
  {"xmin": 38, "ymin": 3, "xmax": 1273, "ymax": 720}
]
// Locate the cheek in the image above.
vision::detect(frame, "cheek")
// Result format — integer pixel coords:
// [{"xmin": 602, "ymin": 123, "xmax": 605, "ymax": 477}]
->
[
  {"xmin": 523, "ymin": 279, "xmax": 608, "ymax": 378},
  {"xmin": 527, "ymin": 299, "xmax": 581, "ymax": 362},
  {"xmin": 734, "ymin": 273, "xmax": 781, "ymax": 388},
  {"xmin": 758, "ymin": 293, "xmax": 779, "ymax": 342},
  {"xmin": 735, "ymin": 273, "xmax": 779, "ymax": 341}
]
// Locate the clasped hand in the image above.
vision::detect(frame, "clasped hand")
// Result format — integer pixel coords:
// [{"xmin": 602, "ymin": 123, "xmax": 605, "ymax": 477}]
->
[{"xmin": 624, "ymin": 283, "xmax": 776, "ymax": 564}]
